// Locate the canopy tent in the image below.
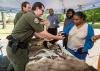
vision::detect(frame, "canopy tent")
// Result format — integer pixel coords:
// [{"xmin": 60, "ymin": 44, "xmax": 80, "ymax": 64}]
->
[
  {"xmin": 0, "ymin": 0, "xmax": 100, "ymax": 29},
  {"xmin": 0, "ymin": 0, "xmax": 100, "ymax": 13}
]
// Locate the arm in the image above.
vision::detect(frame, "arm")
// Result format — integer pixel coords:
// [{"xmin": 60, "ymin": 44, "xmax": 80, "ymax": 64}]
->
[
  {"xmin": 92, "ymin": 34, "xmax": 100, "ymax": 41},
  {"xmin": 83, "ymin": 24, "xmax": 94, "ymax": 52},
  {"xmin": 14, "ymin": 13, "xmax": 18, "ymax": 26},
  {"xmin": 14, "ymin": 12, "xmax": 23, "ymax": 26},
  {"xmin": 40, "ymin": 19, "xmax": 50, "ymax": 26},
  {"xmin": 55, "ymin": 15, "xmax": 60, "ymax": 27},
  {"xmin": 63, "ymin": 23, "xmax": 74, "ymax": 35},
  {"xmin": 63, "ymin": 18, "xmax": 67, "ymax": 30},
  {"xmin": 63, "ymin": 23, "xmax": 74, "ymax": 48},
  {"xmin": 34, "ymin": 30, "xmax": 64, "ymax": 40},
  {"xmin": 24, "ymin": 13, "xmax": 64, "ymax": 40}
]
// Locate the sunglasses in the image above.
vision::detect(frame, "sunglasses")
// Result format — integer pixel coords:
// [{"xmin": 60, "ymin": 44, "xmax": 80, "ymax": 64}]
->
[{"xmin": 40, "ymin": 9, "xmax": 44, "ymax": 12}]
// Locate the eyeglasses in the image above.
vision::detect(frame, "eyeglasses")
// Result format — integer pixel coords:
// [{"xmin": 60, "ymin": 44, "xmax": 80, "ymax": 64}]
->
[
  {"xmin": 28, "ymin": 7, "xmax": 31, "ymax": 9},
  {"xmin": 42, "ymin": 9, "xmax": 44, "ymax": 12}
]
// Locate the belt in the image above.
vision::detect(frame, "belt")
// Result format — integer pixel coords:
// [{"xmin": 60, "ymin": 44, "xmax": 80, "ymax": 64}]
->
[{"xmin": 8, "ymin": 41, "xmax": 28, "ymax": 49}]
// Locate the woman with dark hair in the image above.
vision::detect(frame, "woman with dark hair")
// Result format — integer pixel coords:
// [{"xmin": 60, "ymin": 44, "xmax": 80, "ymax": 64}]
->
[
  {"xmin": 63, "ymin": 9, "xmax": 75, "ymax": 30},
  {"xmin": 63, "ymin": 12, "xmax": 94, "ymax": 60}
]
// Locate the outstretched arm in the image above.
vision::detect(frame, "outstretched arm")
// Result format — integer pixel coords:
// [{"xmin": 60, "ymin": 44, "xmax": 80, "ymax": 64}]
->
[
  {"xmin": 92, "ymin": 35, "xmax": 100, "ymax": 42},
  {"xmin": 35, "ymin": 30, "xmax": 65, "ymax": 40}
]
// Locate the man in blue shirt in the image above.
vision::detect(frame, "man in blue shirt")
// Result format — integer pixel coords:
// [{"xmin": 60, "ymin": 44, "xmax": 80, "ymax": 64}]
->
[{"xmin": 47, "ymin": 8, "xmax": 59, "ymax": 44}]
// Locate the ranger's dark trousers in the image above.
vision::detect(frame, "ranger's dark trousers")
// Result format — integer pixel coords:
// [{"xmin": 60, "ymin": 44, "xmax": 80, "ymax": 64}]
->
[{"xmin": 6, "ymin": 46, "xmax": 28, "ymax": 71}]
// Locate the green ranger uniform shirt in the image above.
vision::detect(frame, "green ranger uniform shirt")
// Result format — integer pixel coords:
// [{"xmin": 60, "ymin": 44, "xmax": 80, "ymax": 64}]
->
[
  {"xmin": 14, "ymin": 11, "xmax": 24, "ymax": 26},
  {"xmin": 12, "ymin": 12, "xmax": 44, "ymax": 42}
]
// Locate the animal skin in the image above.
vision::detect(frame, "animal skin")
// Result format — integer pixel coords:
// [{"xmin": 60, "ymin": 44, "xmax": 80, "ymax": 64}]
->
[{"xmin": 25, "ymin": 39, "xmax": 97, "ymax": 71}]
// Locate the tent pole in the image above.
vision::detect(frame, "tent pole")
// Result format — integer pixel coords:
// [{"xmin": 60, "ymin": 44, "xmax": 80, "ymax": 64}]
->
[
  {"xmin": 1, "ymin": 12, "xmax": 6, "ymax": 29},
  {"xmin": 92, "ymin": 5, "xmax": 96, "ymax": 24},
  {"xmin": 92, "ymin": 11, "xmax": 95, "ymax": 24},
  {"xmin": 78, "ymin": 5, "xmax": 82, "ymax": 11}
]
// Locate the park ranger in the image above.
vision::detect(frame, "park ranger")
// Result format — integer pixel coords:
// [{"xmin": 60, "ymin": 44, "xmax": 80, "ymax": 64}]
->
[
  {"xmin": 14, "ymin": 1, "xmax": 31, "ymax": 26},
  {"xmin": 6, "ymin": 2, "xmax": 64, "ymax": 71},
  {"xmin": 7, "ymin": 2, "xmax": 31, "ymax": 71}
]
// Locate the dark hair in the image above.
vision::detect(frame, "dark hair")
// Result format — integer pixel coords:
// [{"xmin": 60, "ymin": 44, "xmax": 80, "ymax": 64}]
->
[
  {"xmin": 32, "ymin": 2, "xmax": 45, "ymax": 10},
  {"xmin": 66, "ymin": 9, "xmax": 75, "ymax": 19},
  {"xmin": 21, "ymin": 1, "xmax": 30, "ymax": 10},
  {"xmin": 49, "ymin": 8, "xmax": 54, "ymax": 12},
  {"xmin": 74, "ymin": 11, "xmax": 87, "ymax": 21},
  {"xmin": 67, "ymin": 9, "xmax": 75, "ymax": 15}
]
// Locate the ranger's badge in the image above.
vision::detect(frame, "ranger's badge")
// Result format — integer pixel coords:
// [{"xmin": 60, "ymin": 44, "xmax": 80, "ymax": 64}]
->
[{"xmin": 34, "ymin": 18, "xmax": 39, "ymax": 23}]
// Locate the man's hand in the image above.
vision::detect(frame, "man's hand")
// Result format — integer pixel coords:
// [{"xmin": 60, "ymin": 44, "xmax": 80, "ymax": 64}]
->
[
  {"xmin": 55, "ymin": 35, "xmax": 65, "ymax": 40},
  {"xmin": 35, "ymin": 31, "xmax": 65, "ymax": 41},
  {"xmin": 40, "ymin": 20, "xmax": 50, "ymax": 26}
]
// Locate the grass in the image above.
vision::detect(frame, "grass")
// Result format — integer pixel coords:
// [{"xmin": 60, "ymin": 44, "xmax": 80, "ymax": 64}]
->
[
  {"xmin": 92, "ymin": 22, "xmax": 100, "ymax": 29},
  {"xmin": 0, "ymin": 23, "xmax": 14, "ymax": 37}
]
